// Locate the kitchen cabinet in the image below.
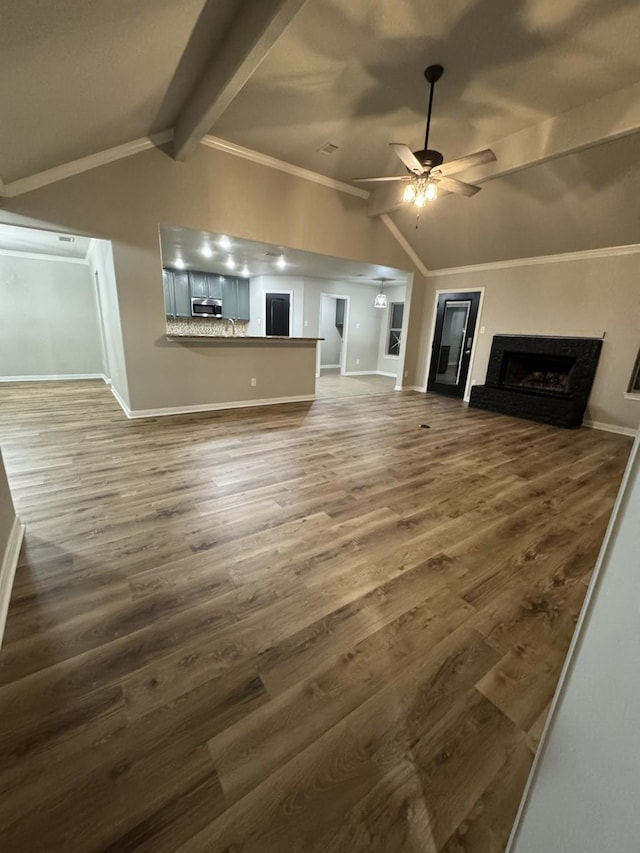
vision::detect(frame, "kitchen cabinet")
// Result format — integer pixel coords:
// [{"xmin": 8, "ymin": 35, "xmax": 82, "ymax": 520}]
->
[
  {"xmin": 188, "ymin": 271, "xmax": 208, "ymax": 297},
  {"xmin": 188, "ymin": 270, "xmax": 223, "ymax": 300},
  {"xmin": 164, "ymin": 267, "xmax": 249, "ymax": 320},
  {"xmin": 163, "ymin": 269, "xmax": 190, "ymax": 317},
  {"xmin": 236, "ymin": 279, "xmax": 250, "ymax": 321},
  {"xmin": 173, "ymin": 270, "xmax": 190, "ymax": 317},
  {"xmin": 206, "ymin": 273, "xmax": 223, "ymax": 300},
  {"xmin": 221, "ymin": 277, "xmax": 250, "ymax": 320},
  {"xmin": 162, "ymin": 270, "xmax": 175, "ymax": 317}
]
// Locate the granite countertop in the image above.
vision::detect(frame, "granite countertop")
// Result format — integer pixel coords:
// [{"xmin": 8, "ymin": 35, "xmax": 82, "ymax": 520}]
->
[{"xmin": 166, "ymin": 334, "xmax": 323, "ymax": 342}]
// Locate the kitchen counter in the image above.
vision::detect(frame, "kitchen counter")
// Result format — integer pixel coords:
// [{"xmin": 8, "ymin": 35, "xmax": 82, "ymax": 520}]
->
[{"xmin": 166, "ymin": 335, "xmax": 322, "ymax": 343}]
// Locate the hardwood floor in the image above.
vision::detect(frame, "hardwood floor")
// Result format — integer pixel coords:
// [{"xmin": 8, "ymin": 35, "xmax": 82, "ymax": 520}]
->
[{"xmin": 0, "ymin": 380, "xmax": 631, "ymax": 852}]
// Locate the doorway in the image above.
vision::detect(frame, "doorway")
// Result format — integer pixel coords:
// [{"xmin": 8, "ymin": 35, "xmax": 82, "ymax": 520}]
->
[
  {"xmin": 266, "ymin": 292, "xmax": 291, "ymax": 336},
  {"xmin": 318, "ymin": 294, "xmax": 348, "ymax": 375},
  {"xmin": 427, "ymin": 290, "xmax": 481, "ymax": 398}
]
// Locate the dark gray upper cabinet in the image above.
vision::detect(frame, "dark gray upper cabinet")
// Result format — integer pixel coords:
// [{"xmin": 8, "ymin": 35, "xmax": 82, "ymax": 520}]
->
[
  {"xmin": 188, "ymin": 270, "xmax": 208, "ymax": 297},
  {"xmin": 162, "ymin": 270, "xmax": 176, "ymax": 317},
  {"xmin": 221, "ymin": 277, "xmax": 250, "ymax": 320},
  {"xmin": 206, "ymin": 273, "xmax": 223, "ymax": 300},
  {"xmin": 163, "ymin": 268, "xmax": 190, "ymax": 317},
  {"xmin": 173, "ymin": 270, "xmax": 190, "ymax": 317},
  {"xmin": 221, "ymin": 278, "xmax": 238, "ymax": 319},
  {"xmin": 236, "ymin": 279, "xmax": 250, "ymax": 321},
  {"xmin": 165, "ymin": 267, "xmax": 250, "ymax": 320}
]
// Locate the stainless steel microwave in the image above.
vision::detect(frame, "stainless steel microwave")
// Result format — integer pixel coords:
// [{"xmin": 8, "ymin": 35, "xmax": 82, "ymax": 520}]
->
[{"xmin": 191, "ymin": 297, "xmax": 222, "ymax": 318}]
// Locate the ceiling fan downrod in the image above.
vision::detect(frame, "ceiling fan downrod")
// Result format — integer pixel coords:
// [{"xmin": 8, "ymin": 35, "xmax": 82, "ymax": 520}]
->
[{"xmin": 423, "ymin": 64, "xmax": 443, "ymax": 151}]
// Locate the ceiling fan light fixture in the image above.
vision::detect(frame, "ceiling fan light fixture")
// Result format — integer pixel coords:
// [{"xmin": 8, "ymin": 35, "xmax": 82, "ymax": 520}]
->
[
  {"xmin": 426, "ymin": 180, "xmax": 438, "ymax": 202},
  {"xmin": 402, "ymin": 183, "xmax": 417, "ymax": 203}
]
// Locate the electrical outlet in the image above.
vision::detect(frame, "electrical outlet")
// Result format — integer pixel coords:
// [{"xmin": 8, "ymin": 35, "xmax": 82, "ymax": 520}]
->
[
  {"xmin": 404, "ymin": 370, "xmax": 409, "ymax": 378},
  {"xmin": 304, "ymin": 320, "xmax": 308, "ymax": 327},
  {"xmin": 356, "ymin": 358, "xmax": 360, "ymax": 365},
  {"xmin": 250, "ymin": 378, "xmax": 257, "ymax": 387},
  {"xmin": 480, "ymin": 326, "xmax": 485, "ymax": 334}
]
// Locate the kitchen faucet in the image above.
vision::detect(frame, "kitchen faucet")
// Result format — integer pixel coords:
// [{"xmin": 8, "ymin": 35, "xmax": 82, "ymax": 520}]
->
[{"xmin": 227, "ymin": 318, "xmax": 236, "ymax": 336}]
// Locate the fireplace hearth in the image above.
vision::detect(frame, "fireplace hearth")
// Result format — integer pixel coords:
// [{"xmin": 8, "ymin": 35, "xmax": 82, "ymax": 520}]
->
[{"xmin": 469, "ymin": 335, "xmax": 602, "ymax": 428}]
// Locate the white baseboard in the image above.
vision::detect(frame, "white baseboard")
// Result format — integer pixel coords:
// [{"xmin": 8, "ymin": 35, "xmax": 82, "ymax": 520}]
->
[
  {"xmin": 583, "ymin": 419, "xmax": 637, "ymax": 437},
  {"xmin": 320, "ymin": 364, "xmax": 341, "ymax": 369},
  {"xmin": 408, "ymin": 385, "xmax": 427, "ymax": 393},
  {"xmin": 109, "ymin": 384, "xmax": 132, "ymax": 416},
  {"xmin": 0, "ymin": 516, "xmax": 25, "ymax": 650},
  {"xmin": 377, "ymin": 371, "xmax": 397, "ymax": 378},
  {"xmin": 122, "ymin": 394, "xmax": 316, "ymax": 419},
  {"xmin": 0, "ymin": 373, "xmax": 107, "ymax": 383}
]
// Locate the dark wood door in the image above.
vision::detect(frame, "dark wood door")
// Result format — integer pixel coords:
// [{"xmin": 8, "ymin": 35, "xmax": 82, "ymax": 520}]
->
[
  {"xmin": 266, "ymin": 293, "xmax": 290, "ymax": 336},
  {"xmin": 427, "ymin": 291, "xmax": 481, "ymax": 398}
]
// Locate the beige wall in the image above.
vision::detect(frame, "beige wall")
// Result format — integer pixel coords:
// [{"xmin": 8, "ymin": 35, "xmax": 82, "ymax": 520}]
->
[
  {"xmin": 0, "ymin": 144, "xmax": 423, "ymax": 412},
  {"xmin": 0, "ymin": 450, "xmax": 17, "ymax": 564},
  {"xmin": 420, "ymin": 250, "xmax": 640, "ymax": 430}
]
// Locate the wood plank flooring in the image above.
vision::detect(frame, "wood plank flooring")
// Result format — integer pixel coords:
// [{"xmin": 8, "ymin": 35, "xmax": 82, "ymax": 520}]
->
[{"xmin": 0, "ymin": 380, "xmax": 631, "ymax": 852}]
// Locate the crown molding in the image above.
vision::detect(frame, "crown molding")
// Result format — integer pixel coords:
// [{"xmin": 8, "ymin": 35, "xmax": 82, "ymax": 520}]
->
[
  {"xmin": 380, "ymin": 214, "xmax": 429, "ymax": 277},
  {"xmin": 0, "ymin": 131, "xmax": 174, "ymax": 198},
  {"xmin": 201, "ymin": 135, "xmax": 370, "ymax": 200},
  {"xmin": 428, "ymin": 243, "xmax": 640, "ymax": 277}
]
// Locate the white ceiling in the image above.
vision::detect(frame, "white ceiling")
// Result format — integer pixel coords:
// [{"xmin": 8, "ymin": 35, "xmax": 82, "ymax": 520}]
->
[
  {"xmin": 0, "ymin": 224, "xmax": 91, "ymax": 259},
  {"xmin": 159, "ymin": 224, "xmax": 410, "ymax": 284},
  {"xmin": 1, "ymin": 0, "xmax": 639, "ymax": 266},
  {"xmin": 212, "ymin": 0, "xmax": 640, "ymax": 183}
]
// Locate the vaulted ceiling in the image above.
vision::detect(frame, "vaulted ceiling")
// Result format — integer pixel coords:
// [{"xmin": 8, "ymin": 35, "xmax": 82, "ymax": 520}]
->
[{"xmin": 1, "ymin": 0, "xmax": 639, "ymax": 268}]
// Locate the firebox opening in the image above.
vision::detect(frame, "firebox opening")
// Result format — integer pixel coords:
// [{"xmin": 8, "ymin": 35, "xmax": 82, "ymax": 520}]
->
[{"xmin": 500, "ymin": 352, "xmax": 576, "ymax": 396}]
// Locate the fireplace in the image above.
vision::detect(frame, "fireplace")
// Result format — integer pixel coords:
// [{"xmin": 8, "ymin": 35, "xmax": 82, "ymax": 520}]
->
[{"xmin": 469, "ymin": 335, "xmax": 602, "ymax": 428}]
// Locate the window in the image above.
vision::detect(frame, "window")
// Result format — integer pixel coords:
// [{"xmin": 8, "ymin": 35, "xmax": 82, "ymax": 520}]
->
[
  {"xmin": 386, "ymin": 302, "xmax": 404, "ymax": 356},
  {"xmin": 627, "ymin": 347, "xmax": 640, "ymax": 395}
]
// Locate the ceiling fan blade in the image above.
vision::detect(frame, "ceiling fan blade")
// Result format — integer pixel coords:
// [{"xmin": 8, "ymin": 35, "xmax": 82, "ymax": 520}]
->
[
  {"xmin": 435, "ymin": 176, "xmax": 482, "ymax": 197},
  {"xmin": 389, "ymin": 143, "xmax": 424, "ymax": 174},
  {"xmin": 352, "ymin": 175, "xmax": 411, "ymax": 183},
  {"xmin": 436, "ymin": 148, "xmax": 496, "ymax": 177}
]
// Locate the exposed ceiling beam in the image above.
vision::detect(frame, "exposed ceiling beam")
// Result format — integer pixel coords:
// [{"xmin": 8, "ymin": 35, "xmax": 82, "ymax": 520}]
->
[
  {"xmin": 368, "ymin": 79, "xmax": 640, "ymax": 217},
  {"xmin": 172, "ymin": 0, "xmax": 309, "ymax": 162}
]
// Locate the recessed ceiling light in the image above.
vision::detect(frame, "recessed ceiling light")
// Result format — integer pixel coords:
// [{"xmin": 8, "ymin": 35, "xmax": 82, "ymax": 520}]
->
[
  {"xmin": 241, "ymin": 265, "xmax": 250, "ymax": 277},
  {"xmin": 174, "ymin": 258, "xmax": 185, "ymax": 269},
  {"xmin": 201, "ymin": 246, "xmax": 213, "ymax": 259},
  {"xmin": 276, "ymin": 255, "xmax": 286, "ymax": 270},
  {"xmin": 226, "ymin": 256, "xmax": 235, "ymax": 270},
  {"xmin": 218, "ymin": 235, "xmax": 231, "ymax": 250}
]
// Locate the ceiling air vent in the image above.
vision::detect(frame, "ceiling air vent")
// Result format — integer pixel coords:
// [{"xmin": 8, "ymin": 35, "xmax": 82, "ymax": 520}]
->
[
  {"xmin": 317, "ymin": 142, "xmax": 339, "ymax": 155},
  {"xmin": 57, "ymin": 235, "xmax": 75, "ymax": 243}
]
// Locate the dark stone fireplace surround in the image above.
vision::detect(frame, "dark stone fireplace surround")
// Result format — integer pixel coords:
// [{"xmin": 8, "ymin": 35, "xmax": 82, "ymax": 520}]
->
[{"xmin": 469, "ymin": 335, "xmax": 603, "ymax": 428}]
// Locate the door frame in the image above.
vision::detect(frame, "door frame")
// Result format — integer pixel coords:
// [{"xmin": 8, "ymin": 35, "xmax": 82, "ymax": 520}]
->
[
  {"xmin": 424, "ymin": 287, "xmax": 485, "ymax": 401},
  {"xmin": 317, "ymin": 293, "xmax": 350, "ymax": 378},
  {"xmin": 265, "ymin": 290, "xmax": 293, "ymax": 337}
]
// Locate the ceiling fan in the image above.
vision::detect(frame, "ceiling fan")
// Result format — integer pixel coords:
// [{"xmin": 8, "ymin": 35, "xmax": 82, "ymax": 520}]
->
[{"xmin": 353, "ymin": 65, "xmax": 496, "ymax": 205}]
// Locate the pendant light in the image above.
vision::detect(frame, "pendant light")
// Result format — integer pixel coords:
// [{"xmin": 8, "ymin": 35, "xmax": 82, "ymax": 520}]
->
[{"xmin": 373, "ymin": 278, "xmax": 389, "ymax": 308}]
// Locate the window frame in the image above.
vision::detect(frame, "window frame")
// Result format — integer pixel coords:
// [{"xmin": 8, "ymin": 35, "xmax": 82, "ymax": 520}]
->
[
  {"xmin": 625, "ymin": 346, "xmax": 640, "ymax": 400},
  {"xmin": 386, "ymin": 301, "xmax": 404, "ymax": 358}
]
